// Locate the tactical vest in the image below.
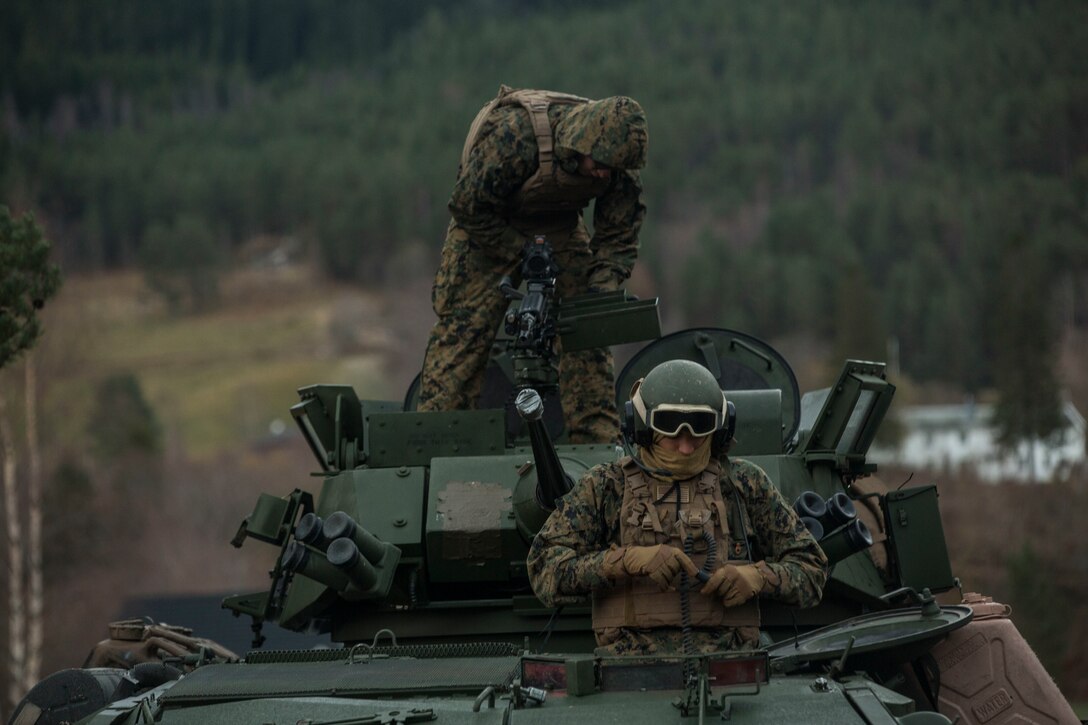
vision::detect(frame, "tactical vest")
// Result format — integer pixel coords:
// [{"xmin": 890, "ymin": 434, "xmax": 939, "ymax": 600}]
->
[
  {"xmin": 459, "ymin": 85, "xmax": 611, "ymax": 236},
  {"xmin": 591, "ymin": 458, "xmax": 761, "ymax": 630}
]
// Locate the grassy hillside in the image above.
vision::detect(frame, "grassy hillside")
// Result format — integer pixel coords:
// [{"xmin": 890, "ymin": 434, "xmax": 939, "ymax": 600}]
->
[
  {"xmin": 34, "ymin": 265, "xmax": 398, "ymax": 457},
  {"xmin": 0, "ymin": 262, "xmax": 419, "ymax": 693}
]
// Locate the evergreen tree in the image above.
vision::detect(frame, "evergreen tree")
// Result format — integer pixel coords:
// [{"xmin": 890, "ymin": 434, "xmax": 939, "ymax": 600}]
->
[
  {"xmin": 0, "ymin": 207, "xmax": 62, "ymax": 369},
  {"xmin": 87, "ymin": 372, "xmax": 163, "ymax": 491},
  {"xmin": 138, "ymin": 213, "xmax": 225, "ymax": 313},
  {"xmin": 88, "ymin": 373, "xmax": 163, "ymax": 460},
  {"xmin": 830, "ymin": 257, "xmax": 886, "ymax": 366},
  {"xmin": 989, "ymin": 234, "xmax": 1065, "ymax": 454}
]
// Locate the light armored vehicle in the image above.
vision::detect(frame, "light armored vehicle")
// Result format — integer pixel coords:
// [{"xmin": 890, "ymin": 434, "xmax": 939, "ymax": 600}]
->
[{"xmin": 12, "ymin": 239, "xmax": 1078, "ymax": 725}]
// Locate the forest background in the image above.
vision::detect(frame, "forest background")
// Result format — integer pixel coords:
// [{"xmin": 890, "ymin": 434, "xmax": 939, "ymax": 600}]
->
[{"xmin": 2, "ymin": 0, "xmax": 1088, "ymax": 715}]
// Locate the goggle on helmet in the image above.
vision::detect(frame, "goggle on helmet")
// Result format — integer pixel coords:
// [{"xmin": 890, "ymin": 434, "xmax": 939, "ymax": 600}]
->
[{"xmin": 631, "ymin": 381, "xmax": 727, "ymax": 438}]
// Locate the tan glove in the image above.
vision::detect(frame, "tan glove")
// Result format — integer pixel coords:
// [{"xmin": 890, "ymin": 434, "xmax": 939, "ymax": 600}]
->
[
  {"xmin": 700, "ymin": 563, "xmax": 765, "ymax": 607},
  {"xmin": 600, "ymin": 544, "xmax": 699, "ymax": 591}
]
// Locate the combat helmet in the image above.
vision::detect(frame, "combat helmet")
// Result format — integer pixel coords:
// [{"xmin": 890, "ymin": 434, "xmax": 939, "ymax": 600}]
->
[
  {"xmin": 624, "ymin": 359, "xmax": 735, "ymax": 453},
  {"xmin": 553, "ymin": 96, "xmax": 648, "ymax": 170}
]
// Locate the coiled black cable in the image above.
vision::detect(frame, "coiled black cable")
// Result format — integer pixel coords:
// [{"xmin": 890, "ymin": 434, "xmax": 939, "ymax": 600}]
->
[
  {"xmin": 680, "ymin": 533, "xmax": 696, "ymax": 678},
  {"xmin": 679, "ymin": 530, "xmax": 717, "ymax": 682},
  {"xmin": 700, "ymin": 530, "xmax": 717, "ymax": 577}
]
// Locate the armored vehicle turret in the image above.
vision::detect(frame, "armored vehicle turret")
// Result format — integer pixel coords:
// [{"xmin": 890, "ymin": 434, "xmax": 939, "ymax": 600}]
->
[{"xmin": 12, "ymin": 239, "xmax": 1078, "ymax": 725}]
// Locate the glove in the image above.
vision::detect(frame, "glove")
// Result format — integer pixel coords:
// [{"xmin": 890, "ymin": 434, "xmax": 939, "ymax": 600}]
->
[
  {"xmin": 600, "ymin": 544, "xmax": 699, "ymax": 591},
  {"xmin": 700, "ymin": 563, "xmax": 765, "ymax": 607}
]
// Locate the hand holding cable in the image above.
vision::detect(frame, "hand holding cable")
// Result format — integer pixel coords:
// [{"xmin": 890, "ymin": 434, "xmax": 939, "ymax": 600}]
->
[
  {"xmin": 700, "ymin": 563, "xmax": 764, "ymax": 607},
  {"xmin": 600, "ymin": 544, "xmax": 699, "ymax": 591}
]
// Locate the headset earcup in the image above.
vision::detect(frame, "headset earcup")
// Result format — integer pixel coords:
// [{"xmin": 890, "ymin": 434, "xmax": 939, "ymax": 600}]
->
[
  {"xmin": 622, "ymin": 401, "xmax": 636, "ymax": 442},
  {"xmin": 624, "ymin": 400, "xmax": 653, "ymax": 448},
  {"xmin": 712, "ymin": 400, "xmax": 737, "ymax": 455}
]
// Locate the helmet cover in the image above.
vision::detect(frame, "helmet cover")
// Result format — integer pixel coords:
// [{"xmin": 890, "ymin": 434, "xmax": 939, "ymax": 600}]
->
[{"xmin": 554, "ymin": 96, "xmax": 648, "ymax": 170}]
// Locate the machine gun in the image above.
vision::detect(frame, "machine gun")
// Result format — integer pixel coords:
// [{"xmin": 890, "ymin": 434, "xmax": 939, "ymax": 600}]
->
[
  {"xmin": 500, "ymin": 235, "xmax": 560, "ymax": 358},
  {"xmin": 498, "ymin": 234, "xmax": 661, "ymax": 399},
  {"xmin": 499, "ymin": 236, "xmax": 563, "ymax": 393}
]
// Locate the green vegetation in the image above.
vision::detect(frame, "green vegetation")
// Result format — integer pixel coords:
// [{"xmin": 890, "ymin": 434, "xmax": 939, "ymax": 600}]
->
[
  {"xmin": 5, "ymin": 1, "xmax": 1086, "ymax": 397},
  {"xmin": 990, "ymin": 233, "xmax": 1066, "ymax": 450},
  {"xmin": 31, "ymin": 269, "xmax": 392, "ymax": 457},
  {"xmin": 0, "ymin": 206, "xmax": 61, "ymax": 368},
  {"xmin": 4, "ymin": 2, "xmax": 1086, "ymax": 394},
  {"xmin": 139, "ymin": 213, "xmax": 226, "ymax": 312},
  {"xmin": 88, "ymin": 372, "xmax": 163, "ymax": 458},
  {"xmin": 87, "ymin": 371, "xmax": 164, "ymax": 491}
]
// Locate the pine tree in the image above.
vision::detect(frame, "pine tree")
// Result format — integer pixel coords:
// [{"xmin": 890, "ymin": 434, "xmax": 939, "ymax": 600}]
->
[
  {"xmin": 0, "ymin": 207, "xmax": 61, "ymax": 369},
  {"xmin": 989, "ymin": 234, "xmax": 1065, "ymax": 477},
  {"xmin": 0, "ymin": 207, "xmax": 61, "ymax": 714}
]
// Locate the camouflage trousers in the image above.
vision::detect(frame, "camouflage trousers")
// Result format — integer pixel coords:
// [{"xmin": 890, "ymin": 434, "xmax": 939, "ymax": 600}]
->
[
  {"xmin": 418, "ymin": 220, "xmax": 620, "ymax": 443},
  {"xmin": 593, "ymin": 625, "xmax": 761, "ymax": 657}
]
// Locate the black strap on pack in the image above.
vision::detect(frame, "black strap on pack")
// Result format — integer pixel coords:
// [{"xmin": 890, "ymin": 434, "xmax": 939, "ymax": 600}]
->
[{"xmin": 911, "ymin": 653, "xmax": 942, "ymax": 710}]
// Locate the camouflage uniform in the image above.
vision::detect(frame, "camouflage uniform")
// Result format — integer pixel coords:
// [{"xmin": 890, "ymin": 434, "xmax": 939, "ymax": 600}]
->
[
  {"xmin": 418, "ymin": 88, "xmax": 647, "ymax": 443},
  {"xmin": 527, "ymin": 458, "xmax": 828, "ymax": 656}
]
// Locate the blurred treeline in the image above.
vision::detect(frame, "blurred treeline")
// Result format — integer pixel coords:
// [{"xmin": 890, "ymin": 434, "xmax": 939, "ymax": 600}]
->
[{"xmin": 3, "ymin": 0, "xmax": 1088, "ymax": 390}]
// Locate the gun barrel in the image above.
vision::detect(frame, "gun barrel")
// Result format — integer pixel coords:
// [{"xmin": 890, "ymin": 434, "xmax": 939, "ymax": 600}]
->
[
  {"xmin": 295, "ymin": 513, "xmax": 330, "ymax": 550},
  {"xmin": 515, "ymin": 388, "xmax": 574, "ymax": 510},
  {"xmin": 793, "ymin": 491, "xmax": 827, "ymax": 520},
  {"xmin": 817, "ymin": 492, "xmax": 857, "ymax": 530},
  {"xmin": 800, "ymin": 516, "xmax": 825, "ymax": 541},
  {"xmin": 327, "ymin": 538, "xmax": 379, "ymax": 591},
  {"xmin": 819, "ymin": 519, "xmax": 873, "ymax": 566},
  {"xmin": 323, "ymin": 511, "xmax": 392, "ymax": 566},
  {"xmin": 282, "ymin": 541, "xmax": 350, "ymax": 591}
]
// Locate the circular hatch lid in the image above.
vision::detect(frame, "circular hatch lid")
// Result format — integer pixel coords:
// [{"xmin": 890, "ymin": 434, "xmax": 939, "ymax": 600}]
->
[{"xmin": 767, "ymin": 605, "xmax": 973, "ymax": 672}]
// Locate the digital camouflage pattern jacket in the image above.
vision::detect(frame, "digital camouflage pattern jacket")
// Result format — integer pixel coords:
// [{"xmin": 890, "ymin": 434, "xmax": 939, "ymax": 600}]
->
[
  {"xmin": 527, "ymin": 457, "xmax": 829, "ymax": 654},
  {"xmin": 451, "ymin": 90, "xmax": 647, "ymax": 289}
]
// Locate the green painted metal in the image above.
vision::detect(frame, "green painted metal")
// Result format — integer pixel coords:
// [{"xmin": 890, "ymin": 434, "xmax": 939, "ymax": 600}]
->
[
  {"xmin": 238, "ymin": 493, "xmax": 291, "ymax": 544},
  {"xmin": 886, "ymin": 486, "xmax": 957, "ymax": 593},
  {"xmin": 795, "ymin": 360, "xmax": 895, "ymax": 474},
  {"xmin": 367, "ymin": 410, "xmax": 506, "ymax": 467},
  {"xmin": 223, "ymin": 342, "xmax": 960, "ymax": 723},
  {"xmin": 291, "ymin": 384, "xmax": 363, "ymax": 472},
  {"xmin": 767, "ymin": 604, "xmax": 973, "ymax": 673},
  {"xmin": 425, "ymin": 454, "xmax": 522, "ymax": 583},
  {"xmin": 32, "ymin": 304, "xmax": 993, "ymax": 724},
  {"xmin": 324, "ymin": 466, "xmax": 427, "ymax": 558},
  {"xmin": 556, "ymin": 289, "xmax": 661, "ymax": 351},
  {"xmin": 509, "ymin": 443, "xmax": 622, "ymax": 541},
  {"xmin": 728, "ymin": 389, "xmax": 784, "ymax": 456}
]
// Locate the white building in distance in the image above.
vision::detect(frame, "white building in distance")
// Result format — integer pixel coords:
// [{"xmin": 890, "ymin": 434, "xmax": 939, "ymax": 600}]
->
[{"xmin": 868, "ymin": 400, "xmax": 1086, "ymax": 483}]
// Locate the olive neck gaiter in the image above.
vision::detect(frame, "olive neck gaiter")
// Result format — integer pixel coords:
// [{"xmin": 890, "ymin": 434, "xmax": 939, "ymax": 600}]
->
[{"xmin": 638, "ymin": 434, "xmax": 712, "ymax": 481}]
